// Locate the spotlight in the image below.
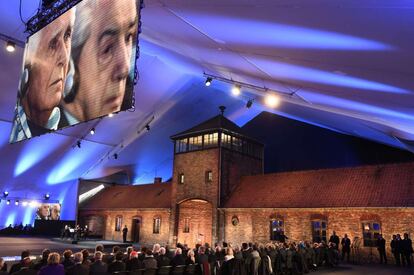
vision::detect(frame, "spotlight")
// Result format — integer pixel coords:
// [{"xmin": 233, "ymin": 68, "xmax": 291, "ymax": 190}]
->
[
  {"xmin": 29, "ymin": 201, "xmax": 38, "ymax": 208},
  {"xmin": 246, "ymin": 99, "xmax": 253, "ymax": 109},
  {"xmin": 113, "ymin": 153, "xmax": 118, "ymax": 160},
  {"xmin": 264, "ymin": 94, "xmax": 280, "ymax": 108},
  {"xmin": 77, "ymin": 140, "xmax": 81, "ymax": 148},
  {"xmin": 90, "ymin": 128, "xmax": 95, "ymax": 135},
  {"xmin": 205, "ymin": 77, "xmax": 212, "ymax": 87},
  {"xmin": 145, "ymin": 124, "xmax": 150, "ymax": 131},
  {"xmin": 22, "ymin": 201, "xmax": 28, "ymax": 207},
  {"xmin": 108, "ymin": 113, "xmax": 114, "ymax": 118},
  {"xmin": 3, "ymin": 191, "xmax": 9, "ymax": 197},
  {"xmin": 44, "ymin": 193, "xmax": 50, "ymax": 200},
  {"xmin": 6, "ymin": 200, "xmax": 10, "ymax": 205},
  {"xmin": 15, "ymin": 200, "xmax": 19, "ymax": 206},
  {"xmin": 6, "ymin": 41, "xmax": 16, "ymax": 52},
  {"xmin": 231, "ymin": 85, "xmax": 241, "ymax": 96}
]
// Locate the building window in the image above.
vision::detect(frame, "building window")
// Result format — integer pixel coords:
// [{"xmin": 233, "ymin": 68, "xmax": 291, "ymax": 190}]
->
[
  {"xmin": 311, "ymin": 220, "xmax": 327, "ymax": 242},
  {"xmin": 115, "ymin": 216, "xmax": 122, "ymax": 232},
  {"xmin": 205, "ymin": 171, "xmax": 213, "ymax": 183},
  {"xmin": 362, "ymin": 222, "xmax": 381, "ymax": 247},
  {"xmin": 188, "ymin": 135, "xmax": 202, "ymax": 151},
  {"xmin": 204, "ymin": 133, "xmax": 218, "ymax": 148},
  {"xmin": 153, "ymin": 217, "xmax": 161, "ymax": 234},
  {"xmin": 178, "ymin": 173, "xmax": 185, "ymax": 184},
  {"xmin": 270, "ymin": 218, "xmax": 285, "ymax": 241},
  {"xmin": 175, "ymin": 138, "xmax": 188, "ymax": 153},
  {"xmin": 232, "ymin": 136, "xmax": 242, "ymax": 152},
  {"xmin": 183, "ymin": 218, "xmax": 190, "ymax": 233},
  {"xmin": 221, "ymin": 133, "xmax": 231, "ymax": 148}
]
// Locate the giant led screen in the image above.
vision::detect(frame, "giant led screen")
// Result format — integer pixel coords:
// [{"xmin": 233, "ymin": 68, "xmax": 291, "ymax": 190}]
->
[
  {"xmin": 10, "ymin": 0, "xmax": 140, "ymax": 143},
  {"xmin": 36, "ymin": 203, "xmax": 61, "ymax": 220}
]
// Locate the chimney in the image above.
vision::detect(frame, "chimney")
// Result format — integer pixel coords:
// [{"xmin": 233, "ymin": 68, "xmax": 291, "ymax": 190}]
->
[{"xmin": 154, "ymin": 177, "xmax": 162, "ymax": 184}]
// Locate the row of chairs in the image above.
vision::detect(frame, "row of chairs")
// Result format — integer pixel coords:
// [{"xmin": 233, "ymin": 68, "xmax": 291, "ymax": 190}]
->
[{"xmin": 113, "ymin": 264, "xmax": 197, "ymax": 275}]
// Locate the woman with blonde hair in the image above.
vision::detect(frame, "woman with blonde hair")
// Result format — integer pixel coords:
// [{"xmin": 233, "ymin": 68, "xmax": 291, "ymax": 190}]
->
[{"xmin": 38, "ymin": 252, "xmax": 65, "ymax": 275}]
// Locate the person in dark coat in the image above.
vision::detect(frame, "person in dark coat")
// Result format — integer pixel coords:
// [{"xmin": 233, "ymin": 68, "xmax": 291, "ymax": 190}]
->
[
  {"xmin": 108, "ymin": 251, "xmax": 126, "ymax": 273},
  {"xmin": 61, "ymin": 250, "xmax": 74, "ymax": 270},
  {"xmin": 220, "ymin": 248, "xmax": 246, "ymax": 275},
  {"xmin": 390, "ymin": 235, "xmax": 400, "ymax": 266},
  {"xmin": 377, "ymin": 234, "xmax": 387, "ymax": 264},
  {"xmin": 126, "ymin": 251, "xmax": 142, "ymax": 271},
  {"xmin": 0, "ymin": 257, "xmax": 8, "ymax": 275},
  {"xmin": 329, "ymin": 231, "xmax": 340, "ymax": 250},
  {"xmin": 170, "ymin": 248, "xmax": 186, "ymax": 267},
  {"xmin": 122, "ymin": 225, "xmax": 128, "ymax": 243},
  {"xmin": 89, "ymin": 252, "xmax": 108, "ymax": 275},
  {"xmin": 9, "ymin": 250, "xmax": 30, "ymax": 274},
  {"xmin": 66, "ymin": 252, "xmax": 89, "ymax": 275},
  {"xmin": 33, "ymin": 249, "xmax": 50, "ymax": 271},
  {"xmin": 38, "ymin": 253, "xmax": 65, "ymax": 275},
  {"xmin": 156, "ymin": 247, "xmax": 171, "ymax": 267},
  {"xmin": 142, "ymin": 250, "xmax": 157, "ymax": 270},
  {"xmin": 401, "ymin": 233, "xmax": 413, "ymax": 267},
  {"xmin": 10, "ymin": 257, "xmax": 36, "ymax": 275},
  {"xmin": 341, "ymin": 234, "xmax": 351, "ymax": 262}
]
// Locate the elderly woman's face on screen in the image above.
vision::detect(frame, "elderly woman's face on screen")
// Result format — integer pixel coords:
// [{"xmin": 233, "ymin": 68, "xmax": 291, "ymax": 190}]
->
[
  {"xmin": 25, "ymin": 10, "xmax": 74, "ymax": 116},
  {"xmin": 77, "ymin": 0, "xmax": 137, "ymax": 119}
]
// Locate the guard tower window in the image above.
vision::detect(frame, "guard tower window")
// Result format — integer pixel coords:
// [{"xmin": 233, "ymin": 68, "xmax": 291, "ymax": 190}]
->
[
  {"xmin": 188, "ymin": 136, "xmax": 202, "ymax": 151},
  {"xmin": 204, "ymin": 133, "xmax": 218, "ymax": 148},
  {"xmin": 175, "ymin": 138, "xmax": 188, "ymax": 153}
]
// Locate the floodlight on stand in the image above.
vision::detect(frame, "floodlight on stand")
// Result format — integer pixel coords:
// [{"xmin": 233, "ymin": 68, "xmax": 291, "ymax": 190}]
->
[
  {"xmin": 3, "ymin": 191, "xmax": 8, "ymax": 197},
  {"xmin": 6, "ymin": 41, "xmax": 16, "ymax": 52},
  {"xmin": 231, "ymin": 85, "xmax": 241, "ymax": 96},
  {"xmin": 90, "ymin": 128, "xmax": 95, "ymax": 135},
  {"xmin": 205, "ymin": 77, "xmax": 212, "ymax": 87},
  {"xmin": 246, "ymin": 99, "xmax": 254, "ymax": 109}
]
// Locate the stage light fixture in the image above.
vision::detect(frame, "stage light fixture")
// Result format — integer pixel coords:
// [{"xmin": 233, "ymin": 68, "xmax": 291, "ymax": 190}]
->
[
  {"xmin": 6, "ymin": 200, "xmax": 10, "ymax": 205},
  {"xmin": 90, "ymin": 128, "xmax": 95, "ymax": 135},
  {"xmin": 15, "ymin": 200, "xmax": 19, "ymax": 206},
  {"xmin": 77, "ymin": 140, "xmax": 81, "ymax": 148},
  {"xmin": 265, "ymin": 94, "xmax": 280, "ymax": 108},
  {"xmin": 3, "ymin": 191, "xmax": 9, "ymax": 197},
  {"xmin": 22, "ymin": 201, "xmax": 28, "ymax": 207},
  {"xmin": 108, "ymin": 113, "xmax": 114, "ymax": 118},
  {"xmin": 44, "ymin": 193, "xmax": 50, "ymax": 200},
  {"xmin": 6, "ymin": 41, "xmax": 16, "ymax": 52},
  {"xmin": 246, "ymin": 99, "xmax": 253, "ymax": 109},
  {"xmin": 145, "ymin": 124, "xmax": 150, "ymax": 131},
  {"xmin": 114, "ymin": 153, "xmax": 118, "ymax": 160},
  {"xmin": 231, "ymin": 85, "xmax": 241, "ymax": 96},
  {"xmin": 205, "ymin": 77, "xmax": 212, "ymax": 87}
]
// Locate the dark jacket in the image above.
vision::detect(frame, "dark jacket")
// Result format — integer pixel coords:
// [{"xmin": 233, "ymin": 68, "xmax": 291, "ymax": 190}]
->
[
  {"xmin": 10, "ymin": 268, "xmax": 37, "ymax": 275},
  {"xmin": 38, "ymin": 264, "xmax": 65, "ymax": 275},
  {"xmin": 66, "ymin": 263, "xmax": 89, "ymax": 275},
  {"xmin": 108, "ymin": 261, "xmax": 126, "ymax": 273},
  {"xmin": 170, "ymin": 255, "xmax": 185, "ymax": 267},
  {"xmin": 126, "ymin": 258, "xmax": 142, "ymax": 271},
  {"xmin": 89, "ymin": 260, "xmax": 108, "ymax": 275},
  {"xmin": 142, "ymin": 256, "xmax": 157, "ymax": 269},
  {"xmin": 156, "ymin": 255, "xmax": 171, "ymax": 267}
]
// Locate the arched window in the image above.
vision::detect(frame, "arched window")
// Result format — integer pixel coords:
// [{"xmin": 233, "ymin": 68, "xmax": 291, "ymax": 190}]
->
[
  {"xmin": 311, "ymin": 220, "xmax": 327, "ymax": 242},
  {"xmin": 115, "ymin": 216, "xmax": 122, "ymax": 232},
  {"xmin": 153, "ymin": 217, "xmax": 161, "ymax": 234},
  {"xmin": 270, "ymin": 215, "xmax": 285, "ymax": 241}
]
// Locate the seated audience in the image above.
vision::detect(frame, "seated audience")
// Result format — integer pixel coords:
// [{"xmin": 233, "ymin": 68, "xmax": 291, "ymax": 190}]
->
[
  {"xmin": 142, "ymin": 250, "xmax": 157, "ymax": 269},
  {"xmin": 156, "ymin": 247, "xmax": 171, "ymax": 267},
  {"xmin": 33, "ymin": 249, "xmax": 50, "ymax": 271},
  {"xmin": 66, "ymin": 252, "xmax": 89, "ymax": 275},
  {"xmin": 11, "ymin": 257, "xmax": 36, "ymax": 275},
  {"xmin": 108, "ymin": 251, "xmax": 126, "ymax": 273},
  {"xmin": 126, "ymin": 251, "xmax": 141, "ymax": 271},
  {"xmin": 38, "ymin": 252, "xmax": 64, "ymax": 275},
  {"xmin": 61, "ymin": 250, "xmax": 74, "ymax": 270},
  {"xmin": 170, "ymin": 248, "xmax": 185, "ymax": 267},
  {"xmin": 89, "ymin": 252, "xmax": 108, "ymax": 275},
  {"xmin": 9, "ymin": 250, "xmax": 30, "ymax": 274},
  {"xmin": 0, "ymin": 258, "xmax": 7, "ymax": 275}
]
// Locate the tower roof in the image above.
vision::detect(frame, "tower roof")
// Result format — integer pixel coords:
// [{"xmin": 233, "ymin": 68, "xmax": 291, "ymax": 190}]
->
[{"xmin": 170, "ymin": 114, "xmax": 257, "ymax": 142}]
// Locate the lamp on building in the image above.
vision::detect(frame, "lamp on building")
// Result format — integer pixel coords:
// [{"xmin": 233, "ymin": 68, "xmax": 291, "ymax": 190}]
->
[
  {"xmin": 205, "ymin": 77, "xmax": 212, "ymax": 87},
  {"xmin": 3, "ymin": 191, "xmax": 8, "ymax": 198},
  {"xmin": 6, "ymin": 41, "xmax": 16, "ymax": 52},
  {"xmin": 44, "ymin": 193, "xmax": 50, "ymax": 200}
]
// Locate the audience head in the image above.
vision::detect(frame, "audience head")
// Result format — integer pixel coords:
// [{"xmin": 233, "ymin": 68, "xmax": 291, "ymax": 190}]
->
[
  {"xmin": 187, "ymin": 249, "xmax": 195, "ymax": 258},
  {"xmin": 22, "ymin": 257, "xmax": 31, "ymax": 267},
  {"xmin": 81, "ymin": 249, "xmax": 89, "ymax": 262},
  {"xmin": 127, "ymin": 246, "xmax": 133, "ymax": 254},
  {"xmin": 226, "ymin": 247, "xmax": 234, "ymax": 256},
  {"xmin": 112, "ymin": 246, "xmax": 120, "ymax": 254},
  {"xmin": 42, "ymin": 249, "xmax": 50, "ymax": 260},
  {"xmin": 130, "ymin": 251, "xmax": 138, "ymax": 259},
  {"xmin": 74, "ymin": 252, "xmax": 83, "ymax": 264},
  {"xmin": 404, "ymin": 233, "xmax": 409, "ymax": 239},
  {"xmin": 141, "ymin": 246, "xmax": 147, "ymax": 253},
  {"xmin": 21, "ymin": 250, "xmax": 30, "ymax": 260},
  {"xmin": 175, "ymin": 247, "xmax": 182, "ymax": 255},
  {"xmin": 115, "ymin": 251, "xmax": 124, "ymax": 261},
  {"xmin": 153, "ymin": 243, "xmax": 160, "ymax": 254},
  {"xmin": 145, "ymin": 250, "xmax": 153, "ymax": 257},
  {"xmin": 94, "ymin": 251, "xmax": 103, "ymax": 261},
  {"xmin": 48, "ymin": 252, "xmax": 60, "ymax": 265},
  {"xmin": 392, "ymin": 234, "xmax": 396, "ymax": 239},
  {"xmin": 0, "ymin": 257, "xmax": 4, "ymax": 270},
  {"xmin": 198, "ymin": 246, "xmax": 205, "ymax": 254},
  {"xmin": 63, "ymin": 249, "xmax": 73, "ymax": 260},
  {"xmin": 242, "ymin": 243, "xmax": 248, "ymax": 250},
  {"xmin": 159, "ymin": 247, "xmax": 166, "ymax": 255},
  {"xmin": 95, "ymin": 244, "xmax": 104, "ymax": 253}
]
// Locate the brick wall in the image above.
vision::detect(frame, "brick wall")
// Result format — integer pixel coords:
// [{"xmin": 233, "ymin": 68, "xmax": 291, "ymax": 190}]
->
[
  {"xmin": 79, "ymin": 209, "xmax": 171, "ymax": 245},
  {"xmin": 224, "ymin": 207, "xmax": 414, "ymax": 262}
]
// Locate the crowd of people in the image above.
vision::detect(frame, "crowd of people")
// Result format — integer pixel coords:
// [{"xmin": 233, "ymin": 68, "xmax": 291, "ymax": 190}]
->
[
  {"xmin": 0, "ymin": 224, "xmax": 34, "ymax": 236},
  {"xmin": 0, "ymin": 232, "xmax": 412, "ymax": 275}
]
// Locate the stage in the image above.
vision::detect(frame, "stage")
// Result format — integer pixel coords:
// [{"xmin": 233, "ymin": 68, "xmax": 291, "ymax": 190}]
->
[{"xmin": 0, "ymin": 236, "xmax": 135, "ymax": 258}]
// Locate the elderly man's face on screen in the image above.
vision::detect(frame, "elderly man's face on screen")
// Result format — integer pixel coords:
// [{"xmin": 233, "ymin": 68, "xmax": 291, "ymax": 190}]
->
[
  {"xmin": 77, "ymin": 0, "xmax": 137, "ymax": 119},
  {"xmin": 24, "ymin": 10, "xmax": 74, "ymax": 124}
]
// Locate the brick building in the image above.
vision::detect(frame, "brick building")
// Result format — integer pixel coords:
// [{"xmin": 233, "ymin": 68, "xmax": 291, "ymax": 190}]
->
[{"xmin": 79, "ymin": 113, "xmax": 414, "ymax": 257}]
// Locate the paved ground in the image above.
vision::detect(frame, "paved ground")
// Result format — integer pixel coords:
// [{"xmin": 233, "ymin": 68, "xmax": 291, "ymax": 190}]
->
[{"xmin": 0, "ymin": 237, "xmax": 413, "ymax": 274}]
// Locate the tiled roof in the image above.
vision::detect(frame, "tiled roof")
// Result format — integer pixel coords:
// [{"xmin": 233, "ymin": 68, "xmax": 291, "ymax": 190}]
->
[
  {"xmin": 170, "ymin": 115, "xmax": 251, "ymax": 140},
  {"xmin": 225, "ymin": 162, "xmax": 414, "ymax": 208},
  {"xmin": 80, "ymin": 183, "xmax": 171, "ymax": 210}
]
